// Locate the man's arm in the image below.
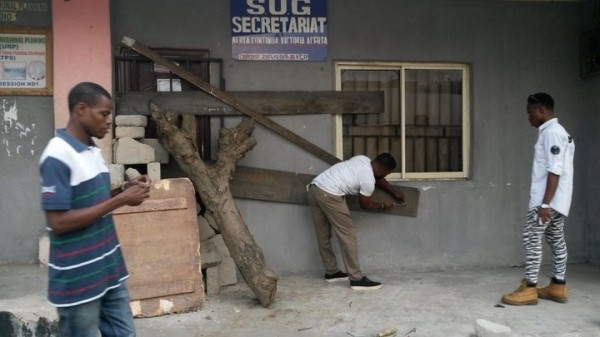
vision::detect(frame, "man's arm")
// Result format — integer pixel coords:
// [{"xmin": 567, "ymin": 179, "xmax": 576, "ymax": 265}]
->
[
  {"xmin": 537, "ymin": 172, "xmax": 559, "ymax": 223},
  {"xmin": 111, "ymin": 175, "xmax": 151, "ymax": 197},
  {"xmin": 376, "ymin": 177, "xmax": 405, "ymax": 203},
  {"xmin": 357, "ymin": 177, "xmax": 406, "ymax": 211},
  {"xmin": 47, "ymin": 183, "xmax": 150, "ymax": 236},
  {"xmin": 359, "ymin": 194, "xmax": 392, "ymax": 210}
]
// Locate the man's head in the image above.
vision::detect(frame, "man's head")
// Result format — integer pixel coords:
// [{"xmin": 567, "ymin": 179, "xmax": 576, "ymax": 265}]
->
[
  {"xmin": 67, "ymin": 82, "xmax": 113, "ymax": 140},
  {"xmin": 371, "ymin": 153, "xmax": 397, "ymax": 179},
  {"xmin": 527, "ymin": 92, "xmax": 555, "ymax": 128}
]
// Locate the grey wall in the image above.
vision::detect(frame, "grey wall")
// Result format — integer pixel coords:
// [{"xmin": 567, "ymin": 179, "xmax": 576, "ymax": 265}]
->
[
  {"xmin": 581, "ymin": 0, "xmax": 600, "ymax": 265},
  {"xmin": 584, "ymin": 75, "xmax": 600, "ymax": 265},
  {"xmin": 2, "ymin": 0, "xmax": 590, "ymax": 273},
  {"xmin": 0, "ymin": 97, "xmax": 55, "ymax": 263},
  {"xmin": 110, "ymin": 0, "xmax": 590, "ymax": 275},
  {"xmin": 0, "ymin": 0, "xmax": 54, "ymax": 263}
]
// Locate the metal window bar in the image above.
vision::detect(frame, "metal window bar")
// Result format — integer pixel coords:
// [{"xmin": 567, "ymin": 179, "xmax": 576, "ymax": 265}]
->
[
  {"xmin": 341, "ymin": 68, "xmax": 463, "ymax": 174},
  {"xmin": 114, "ymin": 51, "xmax": 224, "ymax": 161}
]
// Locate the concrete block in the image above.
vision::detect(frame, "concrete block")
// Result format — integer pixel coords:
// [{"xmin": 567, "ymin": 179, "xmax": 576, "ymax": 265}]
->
[
  {"xmin": 200, "ymin": 238, "xmax": 222, "ymax": 269},
  {"xmin": 204, "ymin": 212, "xmax": 219, "ymax": 232},
  {"xmin": 38, "ymin": 235, "xmax": 49, "ymax": 266},
  {"xmin": 147, "ymin": 162, "xmax": 161, "ymax": 181},
  {"xmin": 218, "ymin": 257, "xmax": 237, "ymax": 287},
  {"xmin": 125, "ymin": 167, "xmax": 142, "ymax": 180},
  {"xmin": 109, "ymin": 164, "xmax": 125, "ymax": 187},
  {"xmin": 113, "ymin": 138, "xmax": 156, "ymax": 164},
  {"xmin": 474, "ymin": 319, "xmax": 512, "ymax": 337},
  {"xmin": 115, "ymin": 115, "xmax": 148, "ymax": 127},
  {"xmin": 140, "ymin": 138, "xmax": 170, "ymax": 164},
  {"xmin": 198, "ymin": 215, "xmax": 216, "ymax": 242},
  {"xmin": 209, "ymin": 234, "xmax": 231, "ymax": 258},
  {"xmin": 205, "ymin": 266, "xmax": 220, "ymax": 295},
  {"xmin": 115, "ymin": 126, "xmax": 145, "ymax": 139}
]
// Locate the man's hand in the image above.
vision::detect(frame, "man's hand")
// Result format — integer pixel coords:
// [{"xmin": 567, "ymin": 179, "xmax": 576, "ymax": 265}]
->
[
  {"xmin": 121, "ymin": 175, "xmax": 151, "ymax": 206},
  {"xmin": 537, "ymin": 207, "xmax": 552, "ymax": 224},
  {"xmin": 47, "ymin": 176, "xmax": 152, "ymax": 235},
  {"xmin": 393, "ymin": 191, "xmax": 405, "ymax": 204},
  {"xmin": 128, "ymin": 175, "xmax": 151, "ymax": 188}
]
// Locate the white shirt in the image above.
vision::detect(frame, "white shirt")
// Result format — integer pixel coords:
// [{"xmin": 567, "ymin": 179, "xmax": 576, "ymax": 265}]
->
[
  {"xmin": 529, "ymin": 118, "xmax": 575, "ymax": 216},
  {"xmin": 312, "ymin": 155, "xmax": 375, "ymax": 197}
]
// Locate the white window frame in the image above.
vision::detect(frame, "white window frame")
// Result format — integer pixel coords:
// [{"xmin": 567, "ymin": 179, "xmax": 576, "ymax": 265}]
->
[{"xmin": 334, "ymin": 61, "xmax": 471, "ymax": 180}]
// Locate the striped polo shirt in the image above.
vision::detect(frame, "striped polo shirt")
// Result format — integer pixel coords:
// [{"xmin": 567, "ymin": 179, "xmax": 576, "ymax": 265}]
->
[{"xmin": 39, "ymin": 129, "xmax": 129, "ymax": 307}]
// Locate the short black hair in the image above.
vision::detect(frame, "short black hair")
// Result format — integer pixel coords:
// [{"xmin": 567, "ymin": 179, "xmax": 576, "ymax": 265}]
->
[
  {"xmin": 527, "ymin": 92, "xmax": 554, "ymax": 110},
  {"xmin": 373, "ymin": 153, "xmax": 397, "ymax": 171},
  {"xmin": 68, "ymin": 82, "xmax": 112, "ymax": 112}
]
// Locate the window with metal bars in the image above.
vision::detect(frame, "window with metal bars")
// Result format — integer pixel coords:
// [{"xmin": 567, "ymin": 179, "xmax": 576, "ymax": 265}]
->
[
  {"xmin": 114, "ymin": 47, "xmax": 224, "ymax": 161},
  {"xmin": 335, "ymin": 62, "xmax": 470, "ymax": 180}
]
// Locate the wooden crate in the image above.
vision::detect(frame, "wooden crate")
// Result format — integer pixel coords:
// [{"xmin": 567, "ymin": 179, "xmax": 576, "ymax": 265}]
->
[{"xmin": 114, "ymin": 178, "xmax": 203, "ymax": 317}]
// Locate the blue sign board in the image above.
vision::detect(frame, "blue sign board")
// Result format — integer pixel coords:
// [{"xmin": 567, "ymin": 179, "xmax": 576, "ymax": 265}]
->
[{"xmin": 231, "ymin": 0, "xmax": 328, "ymax": 61}]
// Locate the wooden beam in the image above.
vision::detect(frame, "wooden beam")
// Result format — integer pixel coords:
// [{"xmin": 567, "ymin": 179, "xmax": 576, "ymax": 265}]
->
[
  {"xmin": 116, "ymin": 91, "xmax": 384, "ymax": 116},
  {"xmin": 231, "ymin": 166, "xmax": 419, "ymax": 217},
  {"xmin": 121, "ymin": 36, "xmax": 341, "ymax": 166}
]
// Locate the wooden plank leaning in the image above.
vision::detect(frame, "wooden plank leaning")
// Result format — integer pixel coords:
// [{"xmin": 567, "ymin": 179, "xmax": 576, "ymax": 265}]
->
[
  {"xmin": 121, "ymin": 36, "xmax": 341, "ymax": 166},
  {"xmin": 116, "ymin": 91, "xmax": 384, "ymax": 117}
]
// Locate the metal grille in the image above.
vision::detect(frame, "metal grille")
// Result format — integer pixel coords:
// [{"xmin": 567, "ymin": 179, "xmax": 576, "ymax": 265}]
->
[
  {"xmin": 114, "ymin": 48, "xmax": 224, "ymax": 161},
  {"xmin": 341, "ymin": 68, "xmax": 464, "ymax": 175}
]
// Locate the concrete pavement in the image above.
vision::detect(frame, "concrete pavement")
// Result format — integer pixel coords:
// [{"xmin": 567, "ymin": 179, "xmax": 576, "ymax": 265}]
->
[{"xmin": 1, "ymin": 263, "xmax": 600, "ymax": 336}]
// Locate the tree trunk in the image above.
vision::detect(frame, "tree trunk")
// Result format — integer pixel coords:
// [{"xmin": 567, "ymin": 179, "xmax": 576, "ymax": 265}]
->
[{"xmin": 149, "ymin": 103, "xmax": 278, "ymax": 307}]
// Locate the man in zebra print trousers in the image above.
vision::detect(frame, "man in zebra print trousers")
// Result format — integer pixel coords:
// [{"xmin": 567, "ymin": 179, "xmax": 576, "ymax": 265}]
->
[{"xmin": 502, "ymin": 92, "xmax": 575, "ymax": 306}]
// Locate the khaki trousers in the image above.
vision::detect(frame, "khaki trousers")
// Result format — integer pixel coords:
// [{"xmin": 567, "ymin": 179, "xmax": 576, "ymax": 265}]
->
[{"xmin": 307, "ymin": 184, "xmax": 362, "ymax": 280}]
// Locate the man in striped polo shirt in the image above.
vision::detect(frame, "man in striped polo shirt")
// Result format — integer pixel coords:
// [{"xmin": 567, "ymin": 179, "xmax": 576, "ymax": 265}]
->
[{"xmin": 40, "ymin": 82, "xmax": 151, "ymax": 337}]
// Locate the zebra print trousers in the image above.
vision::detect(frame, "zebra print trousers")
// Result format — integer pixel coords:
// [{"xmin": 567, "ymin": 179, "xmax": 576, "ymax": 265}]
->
[{"xmin": 523, "ymin": 207, "xmax": 568, "ymax": 285}]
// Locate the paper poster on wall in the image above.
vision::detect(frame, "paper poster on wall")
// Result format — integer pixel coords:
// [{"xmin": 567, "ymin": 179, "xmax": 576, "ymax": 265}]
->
[
  {"xmin": 231, "ymin": 0, "xmax": 328, "ymax": 61},
  {"xmin": 0, "ymin": 27, "xmax": 52, "ymax": 95}
]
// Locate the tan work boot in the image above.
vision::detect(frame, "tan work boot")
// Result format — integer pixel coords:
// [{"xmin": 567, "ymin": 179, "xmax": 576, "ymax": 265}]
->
[
  {"xmin": 501, "ymin": 279, "xmax": 538, "ymax": 305},
  {"xmin": 537, "ymin": 279, "xmax": 568, "ymax": 303}
]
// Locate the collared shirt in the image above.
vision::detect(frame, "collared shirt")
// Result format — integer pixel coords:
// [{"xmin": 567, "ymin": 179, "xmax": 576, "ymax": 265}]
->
[
  {"xmin": 529, "ymin": 118, "xmax": 575, "ymax": 216},
  {"xmin": 39, "ymin": 129, "xmax": 129, "ymax": 307},
  {"xmin": 312, "ymin": 155, "xmax": 375, "ymax": 197}
]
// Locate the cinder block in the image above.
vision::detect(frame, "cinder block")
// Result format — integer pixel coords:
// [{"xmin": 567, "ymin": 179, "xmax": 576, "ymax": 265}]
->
[
  {"xmin": 140, "ymin": 139, "xmax": 169, "ymax": 164},
  {"xmin": 115, "ymin": 126, "xmax": 145, "ymax": 139},
  {"xmin": 198, "ymin": 215, "xmax": 216, "ymax": 242},
  {"xmin": 39, "ymin": 235, "xmax": 49, "ymax": 266},
  {"xmin": 125, "ymin": 167, "xmax": 142, "ymax": 180},
  {"xmin": 113, "ymin": 138, "xmax": 156, "ymax": 164},
  {"xmin": 115, "ymin": 115, "xmax": 148, "ymax": 127},
  {"xmin": 200, "ymin": 238, "xmax": 222, "ymax": 269},
  {"xmin": 474, "ymin": 319, "xmax": 512, "ymax": 337},
  {"xmin": 147, "ymin": 162, "xmax": 161, "ymax": 181},
  {"xmin": 205, "ymin": 266, "xmax": 220, "ymax": 295},
  {"xmin": 204, "ymin": 212, "xmax": 219, "ymax": 232},
  {"xmin": 109, "ymin": 164, "xmax": 125, "ymax": 188},
  {"xmin": 209, "ymin": 234, "xmax": 231, "ymax": 258},
  {"xmin": 218, "ymin": 257, "xmax": 238, "ymax": 287}
]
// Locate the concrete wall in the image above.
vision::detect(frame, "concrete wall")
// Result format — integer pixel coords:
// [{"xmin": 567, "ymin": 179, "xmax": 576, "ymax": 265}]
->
[
  {"xmin": 584, "ymin": 74, "xmax": 600, "ymax": 264},
  {"xmin": 1, "ymin": 0, "xmax": 592, "ymax": 273},
  {"xmin": 0, "ymin": 0, "xmax": 114, "ymax": 263},
  {"xmin": 581, "ymin": 1, "xmax": 600, "ymax": 265},
  {"xmin": 52, "ymin": 0, "xmax": 113, "ymax": 163},
  {"xmin": 0, "ymin": 97, "xmax": 54, "ymax": 263},
  {"xmin": 109, "ymin": 0, "xmax": 590, "ymax": 275},
  {"xmin": 0, "ymin": 1, "xmax": 53, "ymax": 263}
]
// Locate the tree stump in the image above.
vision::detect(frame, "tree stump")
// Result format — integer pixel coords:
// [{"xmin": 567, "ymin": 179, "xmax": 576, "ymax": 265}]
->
[{"xmin": 150, "ymin": 103, "xmax": 278, "ymax": 307}]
